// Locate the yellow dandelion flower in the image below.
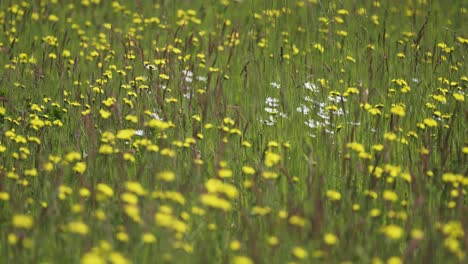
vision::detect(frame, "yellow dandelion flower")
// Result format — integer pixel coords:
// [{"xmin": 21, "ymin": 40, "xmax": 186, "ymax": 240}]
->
[
  {"xmin": 252, "ymin": 206, "xmax": 271, "ymax": 216},
  {"xmin": 97, "ymin": 183, "xmax": 114, "ymax": 197},
  {"xmin": 232, "ymin": 256, "xmax": 253, "ymax": 264},
  {"xmin": 230, "ymin": 240, "xmax": 241, "ymax": 251},
  {"xmin": 383, "ymin": 190, "xmax": 398, "ymax": 202},
  {"xmin": 144, "ymin": 119, "xmax": 171, "ymax": 130},
  {"xmin": 218, "ymin": 169, "xmax": 233, "ymax": 178},
  {"xmin": 121, "ymin": 192, "xmax": 138, "ymax": 205},
  {"xmin": 242, "ymin": 166, "xmax": 255, "ymax": 175},
  {"xmin": 8, "ymin": 233, "xmax": 18, "ymax": 245},
  {"xmin": 324, "ymin": 233, "xmax": 338, "ymax": 245},
  {"xmin": 48, "ymin": 14, "xmax": 59, "ymax": 22},
  {"xmin": 157, "ymin": 171, "xmax": 175, "ymax": 182},
  {"xmin": 116, "ymin": 232, "xmax": 129, "ymax": 242},
  {"xmin": 381, "ymin": 224, "xmax": 404, "ymax": 240},
  {"xmin": 200, "ymin": 194, "xmax": 231, "ymax": 211},
  {"xmin": 0, "ymin": 191, "xmax": 10, "ymax": 201},
  {"xmin": 372, "ymin": 144, "xmax": 384, "ymax": 152},
  {"xmin": 68, "ymin": 221, "xmax": 89, "ymax": 235},
  {"xmin": 289, "ymin": 215, "xmax": 306, "ymax": 227},
  {"xmin": 12, "ymin": 214, "xmax": 34, "ymax": 229},
  {"xmin": 99, "ymin": 109, "xmax": 111, "ymax": 119},
  {"xmin": 326, "ymin": 190, "xmax": 341, "ymax": 201},
  {"xmin": 99, "ymin": 144, "xmax": 114, "ymax": 155},
  {"xmin": 387, "ymin": 256, "xmax": 402, "ymax": 264},
  {"xmin": 292, "ymin": 246, "xmax": 308, "ymax": 259},
  {"xmin": 125, "ymin": 181, "xmax": 147, "ymax": 196},
  {"xmin": 264, "ymin": 151, "xmax": 281, "ymax": 167},
  {"xmin": 79, "ymin": 188, "xmax": 91, "ymax": 198},
  {"xmin": 73, "ymin": 162, "xmax": 87, "ymax": 174},
  {"xmin": 267, "ymin": 236, "xmax": 279, "ymax": 246},
  {"xmin": 423, "ymin": 118, "xmax": 437, "ymax": 127},
  {"xmin": 25, "ymin": 168, "xmax": 38, "ymax": 177},
  {"xmin": 116, "ymin": 129, "xmax": 135, "ymax": 140},
  {"xmin": 81, "ymin": 252, "xmax": 106, "ymax": 264},
  {"xmin": 159, "ymin": 73, "xmax": 170, "ymax": 80},
  {"xmin": 142, "ymin": 233, "xmax": 156, "ymax": 243},
  {"xmin": 384, "ymin": 132, "xmax": 397, "ymax": 141},
  {"xmin": 390, "ymin": 105, "xmax": 406, "ymax": 117},
  {"xmin": 452, "ymin": 93, "xmax": 464, "ymax": 102},
  {"xmin": 411, "ymin": 229, "xmax": 424, "ymax": 240},
  {"xmin": 262, "ymin": 171, "xmax": 279, "ymax": 179}
]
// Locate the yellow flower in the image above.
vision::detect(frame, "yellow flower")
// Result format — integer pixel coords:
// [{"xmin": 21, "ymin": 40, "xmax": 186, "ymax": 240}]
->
[
  {"xmin": 218, "ymin": 169, "xmax": 233, "ymax": 178},
  {"xmin": 116, "ymin": 232, "xmax": 129, "ymax": 242},
  {"xmin": 25, "ymin": 168, "xmax": 38, "ymax": 177},
  {"xmin": 68, "ymin": 221, "xmax": 89, "ymax": 235},
  {"xmin": 0, "ymin": 191, "xmax": 10, "ymax": 201},
  {"xmin": 99, "ymin": 144, "xmax": 114, "ymax": 155},
  {"xmin": 12, "ymin": 214, "xmax": 34, "ymax": 229},
  {"xmin": 453, "ymin": 93, "xmax": 464, "ymax": 101},
  {"xmin": 232, "ymin": 256, "xmax": 253, "ymax": 264},
  {"xmin": 261, "ymin": 171, "xmax": 279, "ymax": 179},
  {"xmin": 144, "ymin": 119, "xmax": 171, "ymax": 130},
  {"xmin": 264, "ymin": 151, "xmax": 281, "ymax": 167},
  {"xmin": 381, "ymin": 224, "xmax": 404, "ymax": 240},
  {"xmin": 102, "ymin": 97, "xmax": 116, "ymax": 107},
  {"xmin": 387, "ymin": 256, "xmax": 402, "ymax": 264},
  {"xmin": 79, "ymin": 188, "xmax": 91, "ymax": 197},
  {"xmin": 383, "ymin": 190, "xmax": 398, "ymax": 202},
  {"xmin": 125, "ymin": 115, "xmax": 138, "ymax": 123},
  {"xmin": 159, "ymin": 73, "xmax": 170, "ymax": 80},
  {"xmin": 48, "ymin": 14, "xmax": 59, "ymax": 22},
  {"xmin": 81, "ymin": 252, "xmax": 106, "ymax": 264},
  {"xmin": 116, "ymin": 129, "xmax": 135, "ymax": 140},
  {"xmin": 73, "ymin": 162, "xmax": 87, "ymax": 174},
  {"xmin": 372, "ymin": 144, "xmax": 384, "ymax": 152},
  {"xmin": 267, "ymin": 236, "xmax": 279, "ymax": 246},
  {"xmin": 289, "ymin": 215, "xmax": 306, "ymax": 227},
  {"xmin": 410, "ymin": 229, "xmax": 424, "ymax": 240},
  {"xmin": 326, "ymin": 190, "xmax": 341, "ymax": 201},
  {"xmin": 252, "ymin": 206, "xmax": 271, "ymax": 216},
  {"xmin": 121, "ymin": 192, "xmax": 138, "ymax": 205},
  {"xmin": 369, "ymin": 208, "xmax": 381, "ymax": 217},
  {"xmin": 109, "ymin": 252, "xmax": 131, "ymax": 264},
  {"xmin": 200, "ymin": 194, "xmax": 231, "ymax": 211},
  {"xmin": 65, "ymin": 151, "xmax": 81, "ymax": 162},
  {"xmin": 384, "ymin": 132, "xmax": 397, "ymax": 141},
  {"xmin": 347, "ymin": 142, "xmax": 365, "ymax": 153},
  {"xmin": 241, "ymin": 141, "xmax": 252, "ymax": 147},
  {"xmin": 242, "ymin": 166, "xmax": 256, "ymax": 175},
  {"xmin": 99, "ymin": 109, "xmax": 111, "ymax": 119},
  {"xmin": 142, "ymin": 233, "xmax": 157, "ymax": 243},
  {"xmin": 8, "ymin": 233, "xmax": 18, "ymax": 245},
  {"xmin": 390, "ymin": 105, "xmax": 405, "ymax": 117},
  {"xmin": 292, "ymin": 246, "xmax": 308, "ymax": 259},
  {"xmin": 157, "ymin": 171, "xmax": 175, "ymax": 182},
  {"xmin": 123, "ymin": 153, "xmax": 135, "ymax": 162},
  {"xmin": 230, "ymin": 240, "xmax": 241, "ymax": 251},
  {"xmin": 324, "ymin": 233, "xmax": 338, "ymax": 245},
  {"xmin": 97, "ymin": 183, "xmax": 114, "ymax": 197},
  {"xmin": 125, "ymin": 181, "xmax": 147, "ymax": 196},
  {"xmin": 423, "ymin": 118, "xmax": 437, "ymax": 127},
  {"xmin": 205, "ymin": 178, "xmax": 238, "ymax": 199}
]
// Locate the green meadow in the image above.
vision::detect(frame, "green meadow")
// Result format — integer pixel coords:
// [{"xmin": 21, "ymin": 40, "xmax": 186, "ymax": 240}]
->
[{"xmin": 0, "ymin": 0, "xmax": 467, "ymax": 263}]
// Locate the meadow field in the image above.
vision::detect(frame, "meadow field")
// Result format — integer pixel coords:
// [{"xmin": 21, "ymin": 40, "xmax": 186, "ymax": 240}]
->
[{"xmin": 0, "ymin": 0, "xmax": 467, "ymax": 263}]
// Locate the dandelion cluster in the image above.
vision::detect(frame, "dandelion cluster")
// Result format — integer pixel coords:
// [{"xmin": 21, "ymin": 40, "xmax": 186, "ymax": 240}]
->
[{"xmin": 0, "ymin": 0, "xmax": 466, "ymax": 263}]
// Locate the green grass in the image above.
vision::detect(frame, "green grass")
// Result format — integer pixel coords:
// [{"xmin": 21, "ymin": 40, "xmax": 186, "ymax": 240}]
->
[{"xmin": 0, "ymin": 0, "xmax": 467, "ymax": 263}]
